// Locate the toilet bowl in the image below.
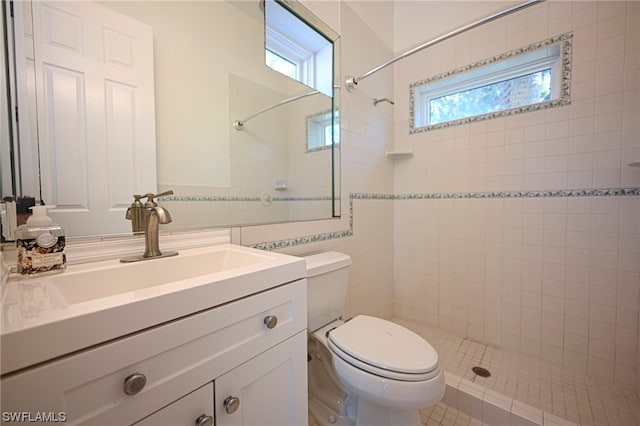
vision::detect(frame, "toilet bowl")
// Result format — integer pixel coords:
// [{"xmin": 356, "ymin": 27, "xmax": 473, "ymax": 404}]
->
[{"xmin": 304, "ymin": 252, "xmax": 445, "ymax": 426}]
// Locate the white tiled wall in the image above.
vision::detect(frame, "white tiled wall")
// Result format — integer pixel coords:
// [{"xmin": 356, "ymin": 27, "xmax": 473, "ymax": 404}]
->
[{"xmin": 393, "ymin": 1, "xmax": 640, "ymax": 387}]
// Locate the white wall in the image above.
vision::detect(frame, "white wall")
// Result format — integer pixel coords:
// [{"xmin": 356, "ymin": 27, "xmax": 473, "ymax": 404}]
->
[{"xmin": 392, "ymin": 0, "xmax": 640, "ymax": 386}]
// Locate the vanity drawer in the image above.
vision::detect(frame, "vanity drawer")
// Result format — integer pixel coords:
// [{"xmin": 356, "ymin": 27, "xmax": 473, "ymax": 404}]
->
[
  {"xmin": 1, "ymin": 279, "xmax": 306, "ymax": 425},
  {"xmin": 134, "ymin": 382, "xmax": 214, "ymax": 426}
]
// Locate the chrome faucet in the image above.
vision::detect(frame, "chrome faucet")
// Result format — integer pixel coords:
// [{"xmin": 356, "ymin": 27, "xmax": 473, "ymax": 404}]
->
[{"xmin": 121, "ymin": 190, "xmax": 178, "ymax": 263}]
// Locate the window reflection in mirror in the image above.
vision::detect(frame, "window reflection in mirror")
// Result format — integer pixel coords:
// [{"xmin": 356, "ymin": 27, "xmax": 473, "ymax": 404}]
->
[
  {"xmin": 265, "ymin": 0, "xmax": 333, "ymax": 97},
  {"xmin": 306, "ymin": 110, "xmax": 339, "ymax": 152}
]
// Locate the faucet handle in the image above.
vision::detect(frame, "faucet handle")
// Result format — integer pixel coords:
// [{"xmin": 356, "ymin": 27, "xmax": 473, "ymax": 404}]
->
[{"xmin": 144, "ymin": 190, "xmax": 174, "ymax": 207}]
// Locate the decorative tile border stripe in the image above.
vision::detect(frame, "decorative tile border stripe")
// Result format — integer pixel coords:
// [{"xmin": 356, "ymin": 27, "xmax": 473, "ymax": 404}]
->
[
  {"xmin": 249, "ymin": 229, "xmax": 353, "ymax": 251},
  {"xmin": 394, "ymin": 187, "xmax": 640, "ymax": 200},
  {"xmin": 165, "ymin": 187, "xmax": 638, "ymax": 206},
  {"xmin": 249, "ymin": 187, "xmax": 639, "ymax": 250},
  {"xmin": 164, "ymin": 195, "xmax": 335, "ymax": 202},
  {"xmin": 350, "ymin": 193, "xmax": 395, "ymax": 200}
]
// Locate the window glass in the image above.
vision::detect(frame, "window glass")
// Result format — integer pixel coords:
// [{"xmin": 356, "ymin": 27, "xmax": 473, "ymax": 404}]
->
[
  {"xmin": 429, "ymin": 69, "xmax": 551, "ymax": 125},
  {"xmin": 307, "ymin": 110, "xmax": 339, "ymax": 151},
  {"xmin": 265, "ymin": 49, "xmax": 297, "ymax": 80}
]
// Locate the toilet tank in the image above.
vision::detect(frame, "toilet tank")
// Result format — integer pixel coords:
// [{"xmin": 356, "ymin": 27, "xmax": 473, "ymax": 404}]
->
[{"xmin": 305, "ymin": 251, "xmax": 352, "ymax": 332}]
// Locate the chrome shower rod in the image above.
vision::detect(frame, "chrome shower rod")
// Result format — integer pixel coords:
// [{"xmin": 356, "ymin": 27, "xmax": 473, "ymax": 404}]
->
[
  {"xmin": 233, "ymin": 90, "xmax": 320, "ymax": 130},
  {"xmin": 345, "ymin": 0, "xmax": 545, "ymax": 92}
]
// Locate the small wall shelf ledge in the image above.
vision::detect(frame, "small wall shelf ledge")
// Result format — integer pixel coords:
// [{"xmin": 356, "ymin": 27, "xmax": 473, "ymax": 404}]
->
[{"xmin": 385, "ymin": 151, "xmax": 414, "ymax": 160}]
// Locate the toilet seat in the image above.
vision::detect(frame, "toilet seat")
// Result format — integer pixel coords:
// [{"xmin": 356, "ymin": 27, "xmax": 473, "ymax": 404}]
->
[{"xmin": 327, "ymin": 315, "xmax": 440, "ymax": 382}]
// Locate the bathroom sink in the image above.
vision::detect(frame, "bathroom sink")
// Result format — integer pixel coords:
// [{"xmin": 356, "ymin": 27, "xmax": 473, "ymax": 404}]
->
[
  {"xmin": 48, "ymin": 245, "xmax": 275, "ymax": 305},
  {"xmin": 1, "ymin": 243, "xmax": 305, "ymax": 375}
]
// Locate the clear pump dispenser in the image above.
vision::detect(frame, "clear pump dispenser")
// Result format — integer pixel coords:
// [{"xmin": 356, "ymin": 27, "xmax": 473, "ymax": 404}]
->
[{"xmin": 15, "ymin": 205, "xmax": 66, "ymax": 275}]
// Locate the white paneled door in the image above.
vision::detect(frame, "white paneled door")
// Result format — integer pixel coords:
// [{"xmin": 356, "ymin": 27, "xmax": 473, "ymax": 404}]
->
[{"xmin": 30, "ymin": 1, "xmax": 156, "ymax": 236}]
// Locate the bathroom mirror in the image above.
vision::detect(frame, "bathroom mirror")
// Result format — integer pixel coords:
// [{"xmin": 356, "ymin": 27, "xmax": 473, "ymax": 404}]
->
[{"xmin": 1, "ymin": 0, "xmax": 340, "ymax": 240}]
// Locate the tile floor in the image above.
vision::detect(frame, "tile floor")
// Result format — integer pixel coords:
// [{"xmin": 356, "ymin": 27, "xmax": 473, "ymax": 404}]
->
[
  {"xmin": 419, "ymin": 403, "xmax": 488, "ymax": 426},
  {"xmin": 309, "ymin": 402, "xmax": 488, "ymax": 426},
  {"xmin": 394, "ymin": 318, "xmax": 640, "ymax": 426}
]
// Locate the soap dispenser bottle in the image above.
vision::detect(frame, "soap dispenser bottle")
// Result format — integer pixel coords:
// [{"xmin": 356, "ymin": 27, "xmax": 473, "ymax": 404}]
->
[{"xmin": 15, "ymin": 205, "xmax": 66, "ymax": 275}]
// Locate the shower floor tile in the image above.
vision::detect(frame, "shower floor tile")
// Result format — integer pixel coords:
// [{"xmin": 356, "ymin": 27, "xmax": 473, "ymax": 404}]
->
[{"xmin": 394, "ymin": 318, "xmax": 640, "ymax": 426}]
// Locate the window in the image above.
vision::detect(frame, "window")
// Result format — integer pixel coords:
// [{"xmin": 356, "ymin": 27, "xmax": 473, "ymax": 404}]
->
[
  {"xmin": 264, "ymin": 0, "xmax": 334, "ymax": 96},
  {"xmin": 265, "ymin": 25, "xmax": 314, "ymax": 85},
  {"xmin": 410, "ymin": 33, "xmax": 573, "ymax": 133},
  {"xmin": 265, "ymin": 49, "xmax": 298, "ymax": 80},
  {"xmin": 306, "ymin": 110, "xmax": 339, "ymax": 152},
  {"xmin": 429, "ymin": 69, "xmax": 552, "ymax": 125}
]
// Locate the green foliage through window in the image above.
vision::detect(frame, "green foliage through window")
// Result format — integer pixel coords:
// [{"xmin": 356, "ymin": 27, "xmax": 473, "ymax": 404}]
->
[{"xmin": 429, "ymin": 69, "xmax": 551, "ymax": 125}]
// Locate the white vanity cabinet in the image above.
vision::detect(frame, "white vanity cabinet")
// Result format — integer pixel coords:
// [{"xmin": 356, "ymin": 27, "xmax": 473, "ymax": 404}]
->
[
  {"xmin": 215, "ymin": 331, "xmax": 307, "ymax": 426},
  {"xmin": 1, "ymin": 279, "xmax": 308, "ymax": 425},
  {"xmin": 134, "ymin": 382, "xmax": 214, "ymax": 426}
]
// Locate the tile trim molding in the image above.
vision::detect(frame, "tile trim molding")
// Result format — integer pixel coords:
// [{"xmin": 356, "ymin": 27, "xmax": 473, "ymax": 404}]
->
[
  {"xmin": 165, "ymin": 195, "xmax": 334, "ymax": 202},
  {"xmin": 248, "ymin": 197, "xmax": 355, "ymax": 251},
  {"xmin": 249, "ymin": 187, "xmax": 640, "ymax": 250},
  {"xmin": 391, "ymin": 187, "xmax": 640, "ymax": 199}
]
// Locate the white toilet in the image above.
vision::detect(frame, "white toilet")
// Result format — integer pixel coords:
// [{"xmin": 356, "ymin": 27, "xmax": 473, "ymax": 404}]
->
[{"xmin": 304, "ymin": 251, "xmax": 445, "ymax": 426}]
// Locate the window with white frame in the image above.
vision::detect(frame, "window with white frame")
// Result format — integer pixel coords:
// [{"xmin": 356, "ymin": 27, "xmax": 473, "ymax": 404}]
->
[
  {"xmin": 265, "ymin": 25, "xmax": 315, "ymax": 86},
  {"xmin": 306, "ymin": 110, "xmax": 339, "ymax": 152},
  {"xmin": 264, "ymin": 0, "xmax": 334, "ymax": 96},
  {"xmin": 410, "ymin": 33, "xmax": 573, "ymax": 133}
]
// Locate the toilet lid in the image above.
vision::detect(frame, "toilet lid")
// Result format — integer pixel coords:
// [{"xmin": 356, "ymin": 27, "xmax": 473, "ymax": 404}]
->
[{"xmin": 328, "ymin": 315, "xmax": 439, "ymax": 375}]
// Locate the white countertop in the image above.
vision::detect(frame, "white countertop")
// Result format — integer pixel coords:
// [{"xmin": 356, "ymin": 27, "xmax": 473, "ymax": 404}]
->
[{"xmin": 1, "ymin": 244, "xmax": 305, "ymax": 375}]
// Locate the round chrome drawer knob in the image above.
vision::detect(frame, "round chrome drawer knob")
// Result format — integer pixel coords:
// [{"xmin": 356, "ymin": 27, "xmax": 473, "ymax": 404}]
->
[
  {"xmin": 263, "ymin": 315, "xmax": 278, "ymax": 329},
  {"xmin": 224, "ymin": 396, "xmax": 240, "ymax": 414},
  {"xmin": 195, "ymin": 414, "xmax": 213, "ymax": 426},
  {"xmin": 123, "ymin": 373, "xmax": 147, "ymax": 395}
]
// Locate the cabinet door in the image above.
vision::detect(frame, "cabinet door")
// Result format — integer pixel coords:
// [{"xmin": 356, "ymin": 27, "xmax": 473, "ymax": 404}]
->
[
  {"xmin": 215, "ymin": 331, "xmax": 308, "ymax": 426},
  {"xmin": 134, "ymin": 382, "xmax": 213, "ymax": 426}
]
